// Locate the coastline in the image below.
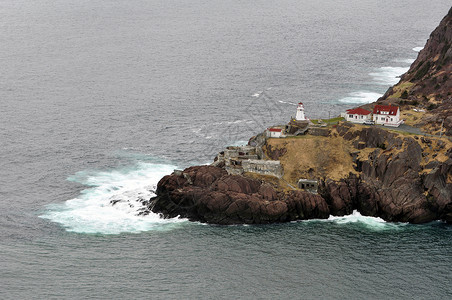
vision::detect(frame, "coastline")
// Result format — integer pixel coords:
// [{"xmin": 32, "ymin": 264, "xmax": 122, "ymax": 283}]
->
[{"xmin": 148, "ymin": 7, "xmax": 452, "ymax": 226}]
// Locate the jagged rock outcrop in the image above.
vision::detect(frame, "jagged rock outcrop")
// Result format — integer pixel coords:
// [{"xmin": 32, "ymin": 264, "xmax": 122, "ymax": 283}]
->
[
  {"xmin": 149, "ymin": 123, "xmax": 452, "ymax": 224},
  {"xmin": 323, "ymin": 123, "xmax": 452, "ymax": 223},
  {"xmin": 150, "ymin": 165, "xmax": 330, "ymax": 225}
]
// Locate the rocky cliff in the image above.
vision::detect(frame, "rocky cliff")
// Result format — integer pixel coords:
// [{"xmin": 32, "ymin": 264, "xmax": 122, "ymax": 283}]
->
[
  {"xmin": 375, "ymin": 7, "xmax": 452, "ymax": 135},
  {"xmin": 149, "ymin": 165, "xmax": 329, "ymax": 225},
  {"xmin": 324, "ymin": 123, "xmax": 452, "ymax": 223},
  {"xmin": 148, "ymin": 125, "xmax": 452, "ymax": 224}
]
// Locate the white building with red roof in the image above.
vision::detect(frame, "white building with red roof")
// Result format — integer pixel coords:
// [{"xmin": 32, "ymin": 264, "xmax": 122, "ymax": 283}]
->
[
  {"xmin": 345, "ymin": 108, "xmax": 372, "ymax": 124},
  {"xmin": 372, "ymin": 104, "xmax": 402, "ymax": 127},
  {"xmin": 267, "ymin": 127, "xmax": 284, "ymax": 138}
]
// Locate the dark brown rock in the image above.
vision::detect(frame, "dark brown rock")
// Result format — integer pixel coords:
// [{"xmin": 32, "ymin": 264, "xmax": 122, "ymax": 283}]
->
[
  {"xmin": 150, "ymin": 129, "xmax": 452, "ymax": 224},
  {"xmin": 264, "ymin": 144, "xmax": 287, "ymax": 160},
  {"xmin": 150, "ymin": 165, "xmax": 330, "ymax": 224}
]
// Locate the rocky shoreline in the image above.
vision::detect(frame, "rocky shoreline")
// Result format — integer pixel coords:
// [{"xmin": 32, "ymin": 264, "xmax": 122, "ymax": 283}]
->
[
  {"xmin": 145, "ymin": 7, "xmax": 452, "ymax": 225},
  {"xmin": 146, "ymin": 123, "xmax": 452, "ymax": 225}
]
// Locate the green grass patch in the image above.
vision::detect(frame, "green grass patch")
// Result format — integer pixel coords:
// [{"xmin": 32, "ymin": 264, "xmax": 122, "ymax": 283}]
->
[
  {"xmin": 388, "ymin": 81, "xmax": 414, "ymax": 99},
  {"xmin": 323, "ymin": 117, "xmax": 344, "ymax": 124},
  {"xmin": 311, "ymin": 117, "xmax": 344, "ymax": 125}
]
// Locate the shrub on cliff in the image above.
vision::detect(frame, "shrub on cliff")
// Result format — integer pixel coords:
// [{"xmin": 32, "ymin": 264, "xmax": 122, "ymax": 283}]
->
[{"xmin": 401, "ymin": 90, "xmax": 408, "ymax": 99}]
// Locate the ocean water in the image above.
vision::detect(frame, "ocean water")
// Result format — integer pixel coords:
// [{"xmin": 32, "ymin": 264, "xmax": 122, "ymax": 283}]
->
[{"xmin": 1, "ymin": 0, "xmax": 451, "ymax": 299}]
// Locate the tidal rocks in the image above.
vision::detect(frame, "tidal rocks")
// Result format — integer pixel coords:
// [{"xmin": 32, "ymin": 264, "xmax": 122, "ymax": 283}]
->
[{"xmin": 150, "ymin": 165, "xmax": 329, "ymax": 225}]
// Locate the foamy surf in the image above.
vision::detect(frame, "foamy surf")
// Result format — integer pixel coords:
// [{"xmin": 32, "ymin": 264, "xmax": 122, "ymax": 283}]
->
[
  {"xmin": 40, "ymin": 162, "xmax": 189, "ymax": 234},
  {"xmin": 394, "ymin": 58, "xmax": 416, "ymax": 64},
  {"xmin": 413, "ymin": 46, "xmax": 424, "ymax": 52},
  {"xmin": 278, "ymin": 100, "xmax": 297, "ymax": 105},
  {"xmin": 323, "ymin": 210, "xmax": 406, "ymax": 230},
  {"xmin": 369, "ymin": 66, "xmax": 409, "ymax": 85},
  {"xmin": 228, "ymin": 140, "xmax": 249, "ymax": 147},
  {"xmin": 338, "ymin": 91, "xmax": 382, "ymax": 104}
]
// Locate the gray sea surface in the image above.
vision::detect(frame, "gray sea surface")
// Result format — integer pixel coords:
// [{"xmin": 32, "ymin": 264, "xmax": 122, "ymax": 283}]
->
[{"xmin": 1, "ymin": 1, "xmax": 451, "ymax": 299}]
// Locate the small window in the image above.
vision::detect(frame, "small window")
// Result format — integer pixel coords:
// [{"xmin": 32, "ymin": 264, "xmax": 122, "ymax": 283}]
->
[{"xmin": 349, "ymin": 114, "xmax": 353, "ymax": 118}]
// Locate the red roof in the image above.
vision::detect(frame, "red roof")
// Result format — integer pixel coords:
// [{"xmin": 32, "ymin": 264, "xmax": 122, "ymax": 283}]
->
[
  {"xmin": 373, "ymin": 105, "xmax": 399, "ymax": 116},
  {"xmin": 346, "ymin": 108, "xmax": 371, "ymax": 115},
  {"xmin": 268, "ymin": 128, "xmax": 282, "ymax": 132}
]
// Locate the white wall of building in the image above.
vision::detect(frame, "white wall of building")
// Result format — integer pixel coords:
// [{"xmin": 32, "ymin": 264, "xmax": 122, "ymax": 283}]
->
[
  {"xmin": 373, "ymin": 109, "xmax": 400, "ymax": 125},
  {"xmin": 296, "ymin": 103, "xmax": 306, "ymax": 121},
  {"xmin": 345, "ymin": 113, "xmax": 371, "ymax": 124},
  {"xmin": 268, "ymin": 130, "xmax": 282, "ymax": 138}
]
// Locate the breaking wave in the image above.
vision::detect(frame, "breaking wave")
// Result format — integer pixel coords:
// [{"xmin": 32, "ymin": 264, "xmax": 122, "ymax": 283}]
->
[
  {"xmin": 40, "ymin": 162, "xmax": 189, "ymax": 234},
  {"xmin": 369, "ymin": 66, "xmax": 409, "ymax": 85},
  {"xmin": 278, "ymin": 100, "xmax": 297, "ymax": 105},
  {"xmin": 320, "ymin": 210, "xmax": 406, "ymax": 230},
  {"xmin": 394, "ymin": 58, "xmax": 416, "ymax": 64},
  {"xmin": 413, "ymin": 46, "xmax": 423, "ymax": 52},
  {"xmin": 338, "ymin": 91, "xmax": 382, "ymax": 104}
]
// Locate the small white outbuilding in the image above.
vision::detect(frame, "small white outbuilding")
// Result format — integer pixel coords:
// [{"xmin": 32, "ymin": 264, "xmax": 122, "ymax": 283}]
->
[{"xmin": 267, "ymin": 127, "xmax": 283, "ymax": 138}]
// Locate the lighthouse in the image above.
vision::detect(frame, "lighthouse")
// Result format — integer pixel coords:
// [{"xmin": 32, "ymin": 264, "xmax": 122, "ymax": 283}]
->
[{"xmin": 295, "ymin": 102, "xmax": 306, "ymax": 121}]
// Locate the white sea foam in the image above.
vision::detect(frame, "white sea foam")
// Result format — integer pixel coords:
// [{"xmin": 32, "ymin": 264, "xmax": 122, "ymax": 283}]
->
[
  {"xmin": 252, "ymin": 91, "xmax": 262, "ymax": 97},
  {"xmin": 40, "ymin": 162, "xmax": 189, "ymax": 234},
  {"xmin": 325, "ymin": 210, "xmax": 405, "ymax": 230},
  {"xmin": 413, "ymin": 46, "xmax": 424, "ymax": 52},
  {"xmin": 369, "ymin": 66, "xmax": 409, "ymax": 85},
  {"xmin": 278, "ymin": 100, "xmax": 297, "ymax": 105},
  {"xmin": 228, "ymin": 140, "xmax": 249, "ymax": 147},
  {"xmin": 338, "ymin": 91, "xmax": 382, "ymax": 104},
  {"xmin": 394, "ymin": 58, "xmax": 416, "ymax": 64}
]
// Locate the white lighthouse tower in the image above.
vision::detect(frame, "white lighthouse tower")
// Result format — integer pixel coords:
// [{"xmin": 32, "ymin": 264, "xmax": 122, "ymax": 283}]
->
[{"xmin": 295, "ymin": 102, "xmax": 306, "ymax": 121}]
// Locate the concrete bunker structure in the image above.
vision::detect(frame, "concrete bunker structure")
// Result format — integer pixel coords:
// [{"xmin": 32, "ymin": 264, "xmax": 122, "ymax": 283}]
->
[
  {"xmin": 224, "ymin": 146, "xmax": 259, "ymax": 160},
  {"xmin": 298, "ymin": 179, "xmax": 318, "ymax": 193},
  {"xmin": 242, "ymin": 159, "xmax": 283, "ymax": 177}
]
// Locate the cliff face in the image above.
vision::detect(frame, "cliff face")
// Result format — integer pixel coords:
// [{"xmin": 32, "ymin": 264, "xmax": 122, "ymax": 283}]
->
[
  {"xmin": 378, "ymin": 7, "xmax": 452, "ymax": 135},
  {"xmin": 148, "ymin": 165, "xmax": 330, "ymax": 225},
  {"xmin": 325, "ymin": 123, "xmax": 452, "ymax": 223}
]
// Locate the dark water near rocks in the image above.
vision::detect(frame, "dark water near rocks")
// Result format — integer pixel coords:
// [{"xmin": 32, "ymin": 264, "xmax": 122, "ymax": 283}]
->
[{"xmin": 1, "ymin": 1, "xmax": 451, "ymax": 298}]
